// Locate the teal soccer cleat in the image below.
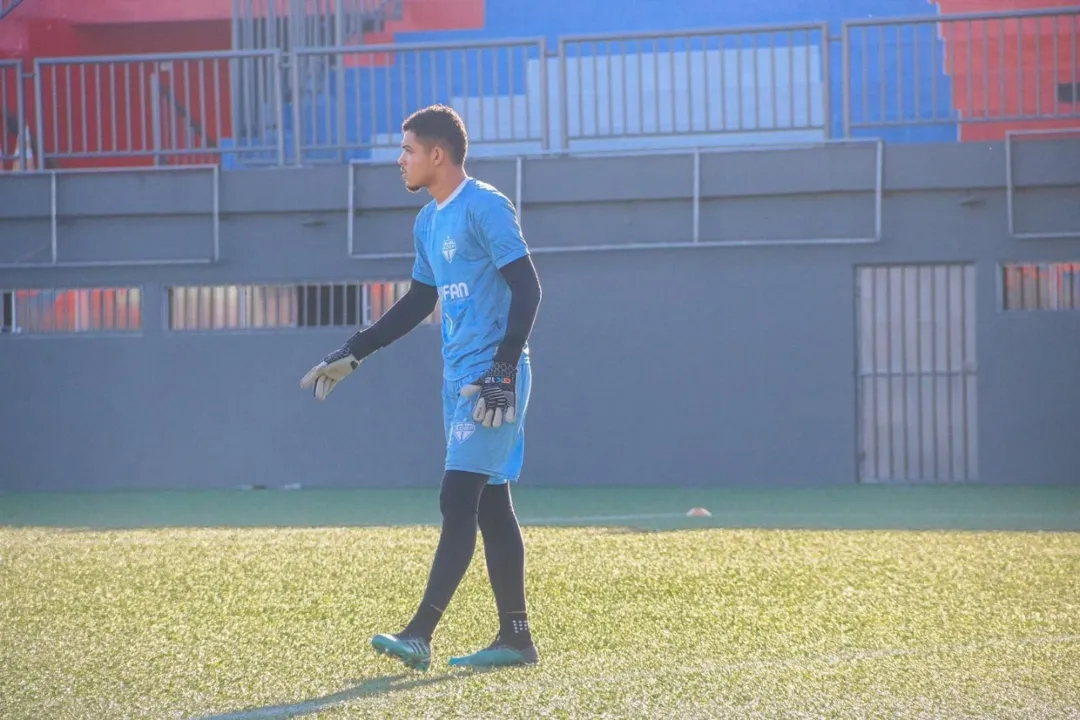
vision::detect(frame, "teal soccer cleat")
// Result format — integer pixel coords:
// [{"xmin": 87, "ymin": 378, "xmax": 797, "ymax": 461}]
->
[
  {"xmin": 448, "ymin": 635, "xmax": 539, "ymax": 669},
  {"xmin": 371, "ymin": 633, "xmax": 432, "ymax": 672}
]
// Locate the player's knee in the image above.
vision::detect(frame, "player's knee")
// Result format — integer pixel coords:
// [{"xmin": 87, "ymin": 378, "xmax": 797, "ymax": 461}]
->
[
  {"xmin": 478, "ymin": 483, "xmax": 513, "ymax": 534},
  {"xmin": 439, "ymin": 470, "xmax": 487, "ymax": 521}
]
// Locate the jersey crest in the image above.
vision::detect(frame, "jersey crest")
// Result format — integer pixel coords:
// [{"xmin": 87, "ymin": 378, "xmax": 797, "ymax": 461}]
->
[
  {"xmin": 453, "ymin": 421, "xmax": 475, "ymax": 442},
  {"xmin": 442, "ymin": 236, "xmax": 457, "ymax": 263}
]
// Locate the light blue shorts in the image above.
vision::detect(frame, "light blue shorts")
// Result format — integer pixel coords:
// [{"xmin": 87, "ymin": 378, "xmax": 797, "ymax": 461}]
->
[{"xmin": 442, "ymin": 359, "xmax": 531, "ymax": 485}]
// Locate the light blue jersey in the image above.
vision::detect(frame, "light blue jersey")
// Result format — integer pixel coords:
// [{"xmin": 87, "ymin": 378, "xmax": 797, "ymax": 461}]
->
[
  {"xmin": 412, "ymin": 177, "xmax": 534, "ymax": 484},
  {"xmin": 411, "ymin": 177, "xmax": 530, "ymax": 383}
]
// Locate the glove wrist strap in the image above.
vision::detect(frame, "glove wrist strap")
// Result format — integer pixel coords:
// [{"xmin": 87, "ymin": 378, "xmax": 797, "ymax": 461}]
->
[{"xmin": 489, "ymin": 361, "xmax": 517, "ymax": 379}]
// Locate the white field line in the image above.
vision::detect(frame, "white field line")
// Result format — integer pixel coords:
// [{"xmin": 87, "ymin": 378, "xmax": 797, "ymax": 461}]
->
[
  {"xmin": 522, "ymin": 512, "xmax": 689, "ymax": 524},
  {"xmin": 519, "ymin": 510, "xmax": 1074, "ymax": 525}
]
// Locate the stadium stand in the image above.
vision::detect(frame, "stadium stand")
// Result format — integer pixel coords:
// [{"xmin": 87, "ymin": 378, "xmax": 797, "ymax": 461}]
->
[{"xmin": 1, "ymin": 0, "xmax": 1078, "ymax": 170}]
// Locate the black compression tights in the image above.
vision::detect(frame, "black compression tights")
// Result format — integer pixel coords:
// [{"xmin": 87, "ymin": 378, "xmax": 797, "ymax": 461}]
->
[{"xmin": 402, "ymin": 470, "xmax": 528, "ymax": 642}]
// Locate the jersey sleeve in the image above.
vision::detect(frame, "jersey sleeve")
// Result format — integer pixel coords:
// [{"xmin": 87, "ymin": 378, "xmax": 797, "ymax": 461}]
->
[
  {"xmin": 411, "ymin": 210, "xmax": 436, "ymax": 286},
  {"xmin": 471, "ymin": 190, "xmax": 530, "ymax": 270}
]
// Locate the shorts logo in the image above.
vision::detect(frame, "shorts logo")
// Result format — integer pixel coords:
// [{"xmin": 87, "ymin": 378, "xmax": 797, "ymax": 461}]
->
[
  {"xmin": 440, "ymin": 282, "xmax": 470, "ymax": 302},
  {"xmin": 442, "ymin": 236, "xmax": 457, "ymax": 263},
  {"xmin": 453, "ymin": 422, "xmax": 475, "ymax": 443}
]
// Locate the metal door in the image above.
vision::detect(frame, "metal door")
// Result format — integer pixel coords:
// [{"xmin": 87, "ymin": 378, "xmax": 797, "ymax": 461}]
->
[{"xmin": 856, "ymin": 263, "xmax": 978, "ymax": 482}]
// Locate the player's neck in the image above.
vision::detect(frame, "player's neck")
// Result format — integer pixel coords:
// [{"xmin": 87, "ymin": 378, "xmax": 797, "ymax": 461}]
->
[{"xmin": 428, "ymin": 168, "xmax": 469, "ymax": 206}]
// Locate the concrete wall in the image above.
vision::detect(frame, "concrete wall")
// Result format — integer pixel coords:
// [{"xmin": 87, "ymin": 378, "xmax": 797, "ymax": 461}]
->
[{"xmin": 1, "ymin": 139, "xmax": 1078, "ymax": 491}]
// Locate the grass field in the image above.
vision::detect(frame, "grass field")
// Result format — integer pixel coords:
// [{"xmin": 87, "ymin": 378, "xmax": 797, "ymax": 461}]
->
[{"xmin": 1, "ymin": 486, "xmax": 1079, "ymax": 719}]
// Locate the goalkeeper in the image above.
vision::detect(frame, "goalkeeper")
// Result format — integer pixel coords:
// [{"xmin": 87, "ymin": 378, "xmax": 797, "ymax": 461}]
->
[{"xmin": 301, "ymin": 105, "xmax": 543, "ymax": 671}]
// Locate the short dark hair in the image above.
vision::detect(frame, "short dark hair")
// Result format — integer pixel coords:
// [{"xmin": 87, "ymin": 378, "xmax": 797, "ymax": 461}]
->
[{"xmin": 401, "ymin": 105, "xmax": 468, "ymax": 165}]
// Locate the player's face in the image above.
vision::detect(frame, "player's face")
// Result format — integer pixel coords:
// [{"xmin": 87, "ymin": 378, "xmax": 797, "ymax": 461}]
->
[{"xmin": 398, "ymin": 131, "xmax": 435, "ymax": 193}]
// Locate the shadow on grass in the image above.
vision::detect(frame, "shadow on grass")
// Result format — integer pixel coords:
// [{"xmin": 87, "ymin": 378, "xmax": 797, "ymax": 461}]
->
[{"xmin": 193, "ymin": 670, "xmax": 468, "ymax": 720}]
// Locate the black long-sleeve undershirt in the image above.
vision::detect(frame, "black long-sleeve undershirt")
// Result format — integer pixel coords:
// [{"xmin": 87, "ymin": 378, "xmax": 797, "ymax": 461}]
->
[
  {"xmin": 492, "ymin": 254, "xmax": 542, "ymax": 366},
  {"xmin": 344, "ymin": 254, "xmax": 541, "ymax": 367},
  {"xmin": 345, "ymin": 280, "xmax": 438, "ymax": 360}
]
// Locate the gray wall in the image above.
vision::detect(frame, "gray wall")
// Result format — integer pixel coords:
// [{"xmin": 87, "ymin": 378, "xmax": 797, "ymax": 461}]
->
[{"xmin": 1, "ymin": 139, "xmax": 1078, "ymax": 492}]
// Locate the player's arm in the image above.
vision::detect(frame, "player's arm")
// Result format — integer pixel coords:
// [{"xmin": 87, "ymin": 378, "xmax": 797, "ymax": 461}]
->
[
  {"xmin": 300, "ymin": 279, "xmax": 437, "ymax": 400},
  {"xmin": 302, "ymin": 216, "xmax": 439, "ymax": 401},
  {"xmin": 459, "ymin": 194, "xmax": 542, "ymax": 426},
  {"xmin": 492, "ymin": 254, "xmax": 541, "ymax": 367},
  {"xmin": 344, "ymin": 279, "xmax": 438, "ymax": 359}
]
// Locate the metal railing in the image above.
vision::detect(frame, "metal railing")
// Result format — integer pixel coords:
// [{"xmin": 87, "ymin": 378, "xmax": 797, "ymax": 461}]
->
[
  {"xmin": 1, "ymin": 60, "xmax": 29, "ymax": 169},
  {"xmin": 32, "ymin": 49, "xmax": 284, "ymax": 167},
  {"xmin": 557, "ymin": 23, "xmax": 831, "ymax": 148},
  {"xmin": 0, "ymin": 164, "xmax": 221, "ymax": 269},
  {"xmin": 0, "ymin": 0, "xmax": 26, "ymax": 22},
  {"xmin": 1005, "ymin": 127, "xmax": 1080, "ymax": 240},
  {"xmin": 291, "ymin": 38, "xmax": 548, "ymax": 162},
  {"xmin": 843, "ymin": 7, "xmax": 1080, "ymax": 136},
  {"xmin": 233, "ymin": 0, "xmax": 403, "ymax": 53},
  {"xmin": 346, "ymin": 138, "xmax": 884, "ymax": 261},
  {"xmin": 0, "ymin": 8, "xmax": 1075, "ymax": 172}
]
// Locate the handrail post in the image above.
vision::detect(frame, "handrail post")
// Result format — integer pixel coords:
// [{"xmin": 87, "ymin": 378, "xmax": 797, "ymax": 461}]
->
[
  {"xmin": 821, "ymin": 22, "xmax": 832, "ymax": 139},
  {"xmin": 841, "ymin": 21, "xmax": 851, "ymax": 138}
]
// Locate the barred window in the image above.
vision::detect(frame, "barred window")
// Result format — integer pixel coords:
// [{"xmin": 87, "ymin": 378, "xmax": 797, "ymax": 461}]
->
[
  {"xmin": 1001, "ymin": 262, "xmax": 1080, "ymax": 312},
  {"xmin": 1, "ymin": 287, "xmax": 143, "ymax": 335},
  {"xmin": 167, "ymin": 280, "xmax": 440, "ymax": 331}
]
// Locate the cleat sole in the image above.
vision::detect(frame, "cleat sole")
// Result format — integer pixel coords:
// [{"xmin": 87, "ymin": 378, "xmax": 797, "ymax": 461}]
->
[{"xmin": 448, "ymin": 644, "xmax": 539, "ymax": 668}]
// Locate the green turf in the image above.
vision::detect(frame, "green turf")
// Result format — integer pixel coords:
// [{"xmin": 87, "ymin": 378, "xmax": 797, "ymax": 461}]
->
[
  {"xmin": 2, "ymin": 486, "xmax": 1079, "ymax": 719},
  {"xmin": 2, "ymin": 485, "xmax": 1079, "ymax": 531}
]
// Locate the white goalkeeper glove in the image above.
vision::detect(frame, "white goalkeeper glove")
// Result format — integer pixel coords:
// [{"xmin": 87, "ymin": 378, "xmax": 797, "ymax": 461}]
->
[
  {"xmin": 460, "ymin": 361, "xmax": 517, "ymax": 428},
  {"xmin": 300, "ymin": 345, "xmax": 362, "ymax": 401}
]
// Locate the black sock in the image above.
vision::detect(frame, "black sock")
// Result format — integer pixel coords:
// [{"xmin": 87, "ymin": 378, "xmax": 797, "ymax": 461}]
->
[
  {"xmin": 401, "ymin": 470, "xmax": 489, "ymax": 642},
  {"xmin": 478, "ymin": 483, "xmax": 533, "ymax": 650},
  {"xmin": 402, "ymin": 604, "xmax": 442, "ymax": 642}
]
